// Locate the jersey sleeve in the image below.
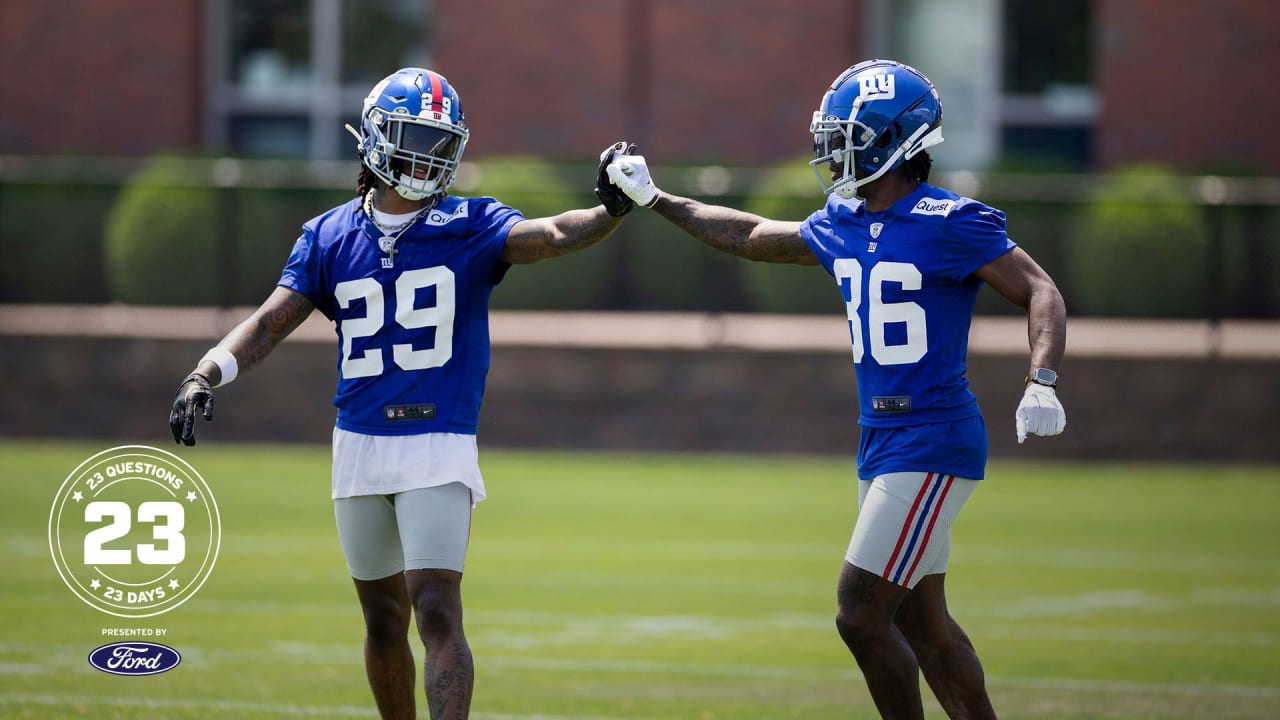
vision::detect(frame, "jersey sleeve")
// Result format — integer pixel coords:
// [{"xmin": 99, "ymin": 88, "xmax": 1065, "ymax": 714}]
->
[
  {"xmin": 798, "ymin": 202, "xmax": 838, "ymax": 275},
  {"xmin": 935, "ymin": 200, "xmax": 1017, "ymax": 283},
  {"xmin": 469, "ymin": 198, "xmax": 525, "ymax": 283},
  {"xmin": 278, "ymin": 228, "xmax": 335, "ymax": 319}
]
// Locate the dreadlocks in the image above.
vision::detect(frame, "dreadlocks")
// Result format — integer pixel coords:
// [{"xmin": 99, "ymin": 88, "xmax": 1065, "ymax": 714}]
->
[
  {"xmin": 355, "ymin": 164, "xmax": 377, "ymax": 199},
  {"xmin": 902, "ymin": 150, "xmax": 933, "ymax": 184}
]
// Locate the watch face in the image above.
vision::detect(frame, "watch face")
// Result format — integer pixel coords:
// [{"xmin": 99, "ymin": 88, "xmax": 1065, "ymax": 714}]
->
[{"xmin": 1034, "ymin": 368, "xmax": 1058, "ymax": 385}]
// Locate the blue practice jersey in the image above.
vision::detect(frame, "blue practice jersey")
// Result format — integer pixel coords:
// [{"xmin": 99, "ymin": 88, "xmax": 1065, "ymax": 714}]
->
[
  {"xmin": 278, "ymin": 195, "xmax": 524, "ymax": 435},
  {"xmin": 800, "ymin": 184, "xmax": 1014, "ymax": 475}
]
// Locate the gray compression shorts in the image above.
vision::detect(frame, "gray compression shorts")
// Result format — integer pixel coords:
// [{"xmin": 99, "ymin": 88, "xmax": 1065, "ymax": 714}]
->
[{"xmin": 333, "ymin": 482, "xmax": 473, "ymax": 580}]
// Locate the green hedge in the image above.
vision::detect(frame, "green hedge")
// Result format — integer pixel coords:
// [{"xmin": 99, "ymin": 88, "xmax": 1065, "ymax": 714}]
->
[
  {"xmin": 469, "ymin": 157, "xmax": 619, "ymax": 310},
  {"xmin": 104, "ymin": 157, "xmax": 343, "ymax": 306},
  {"xmin": 13, "ymin": 155, "xmax": 1264, "ymax": 318},
  {"xmin": 1065, "ymin": 165, "xmax": 1209, "ymax": 318},
  {"xmin": 0, "ymin": 178, "xmax": 116, "ymax": 303},
  {"xmin": 739, "ymin": 160, "xmax": 835, "ymax": 313},
  {"xmin": 981, "ymin": 199, "xmax": 1078, "ymax": 316},
  {"xmin": 623, "ymin": 196, "xmax": 736, "ymax": 310}
]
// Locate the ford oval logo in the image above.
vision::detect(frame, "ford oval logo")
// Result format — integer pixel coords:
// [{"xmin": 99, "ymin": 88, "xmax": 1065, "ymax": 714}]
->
[{"xmin": 88, "ymin": 642, "xmax": 181, "ymax": 676}]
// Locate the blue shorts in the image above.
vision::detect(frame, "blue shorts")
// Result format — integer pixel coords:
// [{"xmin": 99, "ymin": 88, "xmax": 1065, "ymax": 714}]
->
[{"xmin": 857, "ymin": 413, "xmax": 988, "ymax": 481}]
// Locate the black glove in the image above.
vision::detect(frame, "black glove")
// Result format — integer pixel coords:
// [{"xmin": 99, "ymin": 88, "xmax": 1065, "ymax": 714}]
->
[
  {"xmin": 170, "ymin": 373, "xmax": 214, "ymax": 446},
  {"xmin": 595, "ymin": 141, "xmax": 638, "ymax": 217}
]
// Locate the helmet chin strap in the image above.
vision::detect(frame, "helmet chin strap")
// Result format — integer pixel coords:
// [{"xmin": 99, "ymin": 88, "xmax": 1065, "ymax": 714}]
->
[
  {"xmin": 393, "ymin": 173, "xmax": 441, "ymax": 201},
  {"xmin": 394, "ymin": 184, "xmax": 430, "ymax": 201},
  {"xmin": 838, "ymin": 123, "xmax": 936, "ymax": 198}
]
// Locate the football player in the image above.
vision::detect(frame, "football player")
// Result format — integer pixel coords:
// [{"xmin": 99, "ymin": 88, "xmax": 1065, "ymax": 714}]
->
[
  {"xmin": 605, "ymin": 59, "xmax": 1066, "ymax": 720},
  {"xmin": 169, "ymin": 67, "xmax": 638, "ymax": 719}
]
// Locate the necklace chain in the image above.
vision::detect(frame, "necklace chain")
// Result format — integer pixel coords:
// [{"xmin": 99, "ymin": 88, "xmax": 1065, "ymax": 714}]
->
[
  {"xmin": 363, "ymin": 190, "xmax": 437, "ymax": 266},
  {"xmin": 362, "ymin": 190, "xmax": 435, "ymax": 236}
]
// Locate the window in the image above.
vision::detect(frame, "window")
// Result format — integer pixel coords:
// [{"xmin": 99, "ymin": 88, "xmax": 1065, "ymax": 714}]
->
[
  {"xmin": 865, "ymin": 0, "xmax": 1096, "ymax": 172},
  {"xmin": 1000, "ymin": 0, "xmax": 1095, "ymax": 170},
  {"xmin": 230, "ymin": 0, "xmax": 312, "ymax": 102},
  {"xmin": 341, "ymin": 0, "xmax": 429, "ymax": 87},
  {"xmin": 207, "ymin": 0, "xmax": 431, "ymax": 160}
]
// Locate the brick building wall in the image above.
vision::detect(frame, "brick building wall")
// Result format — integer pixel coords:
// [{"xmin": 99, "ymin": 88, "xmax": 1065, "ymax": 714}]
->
[
  {"xmin": 1096, "ymin": 0, "xmax": 1280, "ymax": 173},
  {"xmin": 3, "ymin": 0, "xmax": 1280, "ymax": 174},
  {"xmin": 435, "ymin": 0, "xmax": 861, "ymax": 164},
  {"xmin": 0, "ymin": 0, "xmax": 203, "ymax": 155}
]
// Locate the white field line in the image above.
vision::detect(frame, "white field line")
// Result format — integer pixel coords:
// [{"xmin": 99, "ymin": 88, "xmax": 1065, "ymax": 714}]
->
[
  {"xmin": 3, "ymin": 305, "xmax": 1277, "ymax": 359},
  {"xmin": 6, "ymin": 577, "xmax": 1277, "ymax": 650},
  {"xmin": 2, "ymin": 597, "xmax": 1268, "ymax": 662},
  {"xmin": 4, "ymin": 654, "xmax": 1275, "ymax": 702},
  {"xmin": 470, "ymin": 539, "xmax": 1280, "ymax": 577},
  {"xmin": 0, "ymin": 694, "xmax": 377, "ymax": 717},
  {"xmin": 9, "ymin": 578, "xmax": 1277, "ymax": 644},
  {"xmin": 960, "ymin": 544, "xmax": 1280, "ymax": 575},
  {"xmin": 3, "ymin": 640, "xmax": 1278, "ymax": 699},
  {"xmin": 483, "ymin": 656, "xmax": 1280, "ymax": 700},
  {"xmin": 973, "ymin": 624, "xmax": 1279, "ymax": 648},
  {"xmin": 986, "ymin": 675, "xmax": 1280, "ymax": 700},
  {"xmin": 953, "ymin": 585, "xmax": 1280, "ymax": 622},
  {"xmin": 12, "ymin": 534, "xmax": 1280, "ymax": 578},
  {"xmin": 0, "ymin": 693, "xmax": 626, "ymax": 720}
]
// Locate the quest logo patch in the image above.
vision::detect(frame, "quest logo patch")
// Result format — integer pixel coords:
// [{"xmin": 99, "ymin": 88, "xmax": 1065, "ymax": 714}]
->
[
  {"xmin": 910, "ymin": 198, "xmax": 956, "ymax": 217},
  {"xmin": 88, "ymin": 641, "xmax": 182, "ymax": 676}
]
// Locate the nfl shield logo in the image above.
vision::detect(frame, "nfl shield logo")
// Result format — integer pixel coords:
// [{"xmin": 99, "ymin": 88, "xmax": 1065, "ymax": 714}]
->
[{"xmin": 870, "ymin": 222, "xmax": 883, "ymax": 239}]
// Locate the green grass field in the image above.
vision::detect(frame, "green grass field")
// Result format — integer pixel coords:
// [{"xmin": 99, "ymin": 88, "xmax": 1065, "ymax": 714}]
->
[{"xmin": 2, "ymin": 440, "xmax": 1278, "ymax": 719}]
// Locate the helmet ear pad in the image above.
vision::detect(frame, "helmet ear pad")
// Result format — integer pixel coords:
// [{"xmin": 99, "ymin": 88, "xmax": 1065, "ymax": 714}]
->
[{"xmin": 852, "ymin": 112, "xmax": 898, "ymax": 177}]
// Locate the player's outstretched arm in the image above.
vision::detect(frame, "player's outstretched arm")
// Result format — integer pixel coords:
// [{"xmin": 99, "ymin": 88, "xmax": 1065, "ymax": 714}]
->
[
  {"xmin": 606, "ymin": 155, "xmax": 817, "ymax": 265},
  {"xmin": 169, "ymin": 287, "xmax": 315, "ymax": 445},
  {"xmin": 500, "ymin": 141, "xmax": 639, "ymax": 265},
  {"xmin": 975, "ymin": 247, "xmax": 1067, "ymax": 442},
  {"xmin": 655, "ymin": 195, "xmax": 817, "ymax": 265},
  {"xmin": 500, "ymin": 206, "xmax": 624, "ymax": 265},
  {"xmin": 975, "ymin": 247, "xmax": 1066, "ymax": 374}
]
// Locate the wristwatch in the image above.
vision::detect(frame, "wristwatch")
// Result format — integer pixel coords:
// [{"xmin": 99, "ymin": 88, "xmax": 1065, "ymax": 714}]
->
[{"xmin": 1027, "ymin": 368, "xmax": 1058, "ymax": 388}]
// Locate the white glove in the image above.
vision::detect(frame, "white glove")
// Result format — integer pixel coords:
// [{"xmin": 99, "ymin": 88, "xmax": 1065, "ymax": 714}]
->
[
  {"xmin": 1015, "ymin": 383, "xmax": 1066, "ymax": 444},
  {"xmin": 606, "ymin": 155, "xmax": 660, "ymax": 208}
]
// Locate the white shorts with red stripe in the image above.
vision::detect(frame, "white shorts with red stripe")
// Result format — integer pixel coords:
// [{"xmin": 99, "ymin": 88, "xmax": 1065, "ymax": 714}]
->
[{"xmin": 845, "ymin": 472, "xmax": 978, "ymax": 589}]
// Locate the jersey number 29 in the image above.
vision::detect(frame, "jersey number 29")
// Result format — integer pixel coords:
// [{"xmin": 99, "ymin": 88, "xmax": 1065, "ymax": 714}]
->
[
  {"xmin": 334, "ymin": 267, "xmax": 455, "ymax": 378},
  {"xmin": 834, "ymin": 259, "xmax": 927, "ymax": 365}
]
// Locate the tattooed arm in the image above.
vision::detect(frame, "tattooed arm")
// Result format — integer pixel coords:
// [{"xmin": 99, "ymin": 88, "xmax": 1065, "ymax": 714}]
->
[
  {"xmin": 171, "ymin": 287, "xmax": 315, "ymax": 445},
  {"xmin": 650, "ymin": 193, "xmax": 819, "ymax": 265},
  {"xmin": 194, "ymin": 287, "xmax": 316, "ymax": 384},
  {"xmin": 501, "ymin": 206, "xmax": 624, "ymax": 265}
]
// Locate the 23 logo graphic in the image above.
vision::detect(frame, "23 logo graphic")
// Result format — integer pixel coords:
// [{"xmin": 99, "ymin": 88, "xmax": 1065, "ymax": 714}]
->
[{"xmin": 48, "ymin": 446, "xmax": 221, "ymax": 618}]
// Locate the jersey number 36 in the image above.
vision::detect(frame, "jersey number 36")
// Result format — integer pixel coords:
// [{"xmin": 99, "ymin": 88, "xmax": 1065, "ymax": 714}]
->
[
  {"xmin": 334, "ymin": 267, "xmax": 455, "ymax": 378},
  {"xmin": 834, "ymin": 258, "xmax": 927, "ymax": 366}
]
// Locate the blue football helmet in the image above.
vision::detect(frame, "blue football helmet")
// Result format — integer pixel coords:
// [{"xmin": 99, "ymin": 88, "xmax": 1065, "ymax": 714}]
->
[
  {"xmin": 346, "ymin": 68, "xmax": 469, "ymax": 201},
  {"xmin": 810, "ymin": 60, "xmax": 943, "ymax": 199}
]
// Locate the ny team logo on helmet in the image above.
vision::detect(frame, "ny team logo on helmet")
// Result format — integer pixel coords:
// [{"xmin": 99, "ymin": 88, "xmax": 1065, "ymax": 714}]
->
[
  {"xmin": 810, "ymin": 60, "xmax": 943, "ymax": 199},
  {"xmin": 346, "ymin": 68, "xmax": 469, "ymax": 201}
]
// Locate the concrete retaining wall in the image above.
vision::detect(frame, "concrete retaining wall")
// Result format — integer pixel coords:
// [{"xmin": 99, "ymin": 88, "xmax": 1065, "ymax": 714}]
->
[{"xmin": 2, "ymin": 334, "xmax": 1277, "ymax": 463}]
